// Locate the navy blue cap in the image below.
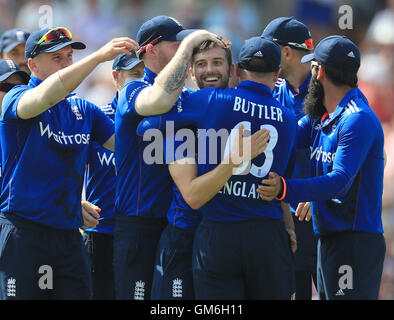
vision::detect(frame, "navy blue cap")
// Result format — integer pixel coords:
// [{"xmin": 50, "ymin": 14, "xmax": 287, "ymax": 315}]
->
[
  {"xmin": 136, "ymin": 16, "xmax": 195, "ymax": 57},
  {"xmin": 112, "ymin": 51, "xmax": 143, "ymax": 71},
  {"xmin": 301, "ymin": 35, "xmax": 360, "ymax": 73},
  {"xmin": 25, "ymin": 27, "xmax": 86, "ymax": 60},
  {"xmin": 238, "ymin": 37, "xmax": 281, "ymax": 72},
  {"xmin": 261, "ymin": 17, "xmax": 313, "ymax": 51},
  {"xmin": 0, "ymin": 59, "xmax": 30, "ymax": 83},
  {"xmin": 0, "ymin": 29, "xmax": 30, "ymax": 53}
]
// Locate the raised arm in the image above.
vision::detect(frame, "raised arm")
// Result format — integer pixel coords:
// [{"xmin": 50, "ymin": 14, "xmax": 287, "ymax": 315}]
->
[
  {"xmin": 134, "ymin": 30, "xmax": 226, "ymax": 117},
  {"xmin": 17, "ymin": 38, "xmax": 139, "ymax": 120}
]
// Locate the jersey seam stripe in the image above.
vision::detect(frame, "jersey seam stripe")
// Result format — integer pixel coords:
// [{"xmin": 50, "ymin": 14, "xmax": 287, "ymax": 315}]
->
[
  {"xmin": 136, "ymin": 143, "xmax": 142, "ymax": 216},
  {"xmin": 352, "ymin": 169, "xmax": 363, "ymax": 231},
  {"xmin": 332, "ymin": 172, "xmax": 357, "ymax": 200}
]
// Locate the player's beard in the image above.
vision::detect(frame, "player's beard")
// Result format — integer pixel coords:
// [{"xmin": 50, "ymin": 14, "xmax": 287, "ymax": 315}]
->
[{"xmin": 303, "ymin": 72, "xmax": 326, "ymax": 121}]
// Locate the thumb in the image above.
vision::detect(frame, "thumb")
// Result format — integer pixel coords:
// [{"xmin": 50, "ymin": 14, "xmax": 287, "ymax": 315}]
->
[{"xmin": 269, "ymin": 172, "xmax": 278, "ymax": 179}]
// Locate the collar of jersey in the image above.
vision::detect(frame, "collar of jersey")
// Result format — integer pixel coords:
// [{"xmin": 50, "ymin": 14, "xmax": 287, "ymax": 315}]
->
[
  {"xmin": 321, "ymin": 87, "xmax": 361, "ymax": 128},
  {"xmin": 237, "ymin": 80, "xmax": 272, "ymax": 95},
  {"xmin": 298, "ymin": 73, "xmax": 311, "ymax": 96},
  {"xmin": 111, "ymin": 92, "xmax": 118, "ymax": 109},
  {"xmin": 144, "ymin": 67, "xmax": 157, "ymax": 84},
  {"xmin": 28, "ymin": 74, "xmax": 76, "ymax": 99},
  {"xmin": 286, "ymin": 73, "xmax": 311, "ymax": 97}
]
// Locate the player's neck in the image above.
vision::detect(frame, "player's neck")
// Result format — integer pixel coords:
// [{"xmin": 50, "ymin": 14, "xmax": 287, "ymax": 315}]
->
[
  {"xmin": 286, "ymin": 64, "xmax": 310, "ymax": 90},
  {"xmin": 323, "ymin": 83, "xmax": 353, "ymax": 114}
]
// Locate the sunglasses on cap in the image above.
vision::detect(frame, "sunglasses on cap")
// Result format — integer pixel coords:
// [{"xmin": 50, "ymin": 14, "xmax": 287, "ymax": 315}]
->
[
  {"xmin": 0, "ymin": 82, "xmax": 18, "ymax": 93},
  {"xmin": 30, "ymin": 27, "xmax": 73, "ymax": 58},
  {"xmin": 273, "ymin": 38, "xmax": 314, "ymax": 51},
  {"xmin": 137, "ymin": 36, "xmax": 162, "ymax": 58}
]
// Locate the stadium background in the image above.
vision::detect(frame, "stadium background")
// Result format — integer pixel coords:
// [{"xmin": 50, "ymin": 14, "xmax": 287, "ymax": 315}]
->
[{"xmin": 1, "ymin": 0, "xmax": 393, "ymax": 299}]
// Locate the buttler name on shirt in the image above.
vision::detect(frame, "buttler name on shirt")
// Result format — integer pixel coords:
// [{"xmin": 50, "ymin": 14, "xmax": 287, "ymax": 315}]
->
[{"xmin": 233, "ymin": 96, "xmax": 283, "ymax": 122}]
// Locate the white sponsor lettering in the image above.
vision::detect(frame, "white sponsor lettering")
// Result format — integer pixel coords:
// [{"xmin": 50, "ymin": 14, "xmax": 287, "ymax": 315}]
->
[
  {"xmin": 97, "ymin": 151, "xmax": 115, "ymax": 167},
  {"xmin": 310, "ymin": 146, "xmax": 336, "ymax": 163},
  {"xmin": 218, "ymin": 180, "xmax": 260, "ymax": 199},
  {"xmin": 39, "ymin": 122, "xmax": 90, "ymax": 145}
]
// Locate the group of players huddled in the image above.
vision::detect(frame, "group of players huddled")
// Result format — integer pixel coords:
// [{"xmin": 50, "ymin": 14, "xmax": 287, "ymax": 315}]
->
[{"xmin": 0, "ymin": 14, "xmax": 386, "ymax": 300}]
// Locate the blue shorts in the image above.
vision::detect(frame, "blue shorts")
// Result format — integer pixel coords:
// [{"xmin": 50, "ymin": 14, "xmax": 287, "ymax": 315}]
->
[
  {"xmin": 192, "ymin": 218, "xmax": 295, "ymax": 299},
  {"xmin": 113, "ymin": 215, "xmax": 167, "ymax": 300},
  {"xmin": 317, "ymin": 231, "xmax": 385, "ymax": 300},
  {"xmin": 0, "ymin": 214, "xmax": 92, "ymax": 300},
  {"xmin": 151, "ymin": 223, "xmax": 195, "ymax": 300}
]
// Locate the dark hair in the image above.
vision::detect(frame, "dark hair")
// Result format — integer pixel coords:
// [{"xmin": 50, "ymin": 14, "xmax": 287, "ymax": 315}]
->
[
  {"xmin": 192, "ymin": 39, "xmax": 233, "ymax": 67},
  {"xmin": 238, "ymin": 57, "xmax": 279, "ymax": 73},
  {"xmin": 322, "ymin": 63, "xmax": 358, "ymax": 88}
]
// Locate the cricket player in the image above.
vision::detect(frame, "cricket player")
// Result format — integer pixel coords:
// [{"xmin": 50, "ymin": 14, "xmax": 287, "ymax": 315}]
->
[
  {"xmin": 258, "ymin": 35, "xmax": 386, "ymax": 300},
  {"xmin": 137, "ymin": 37, "xmax": 297, "ymax": 299},
  {"xmin": 150, "ymin": 38, "xmax": 234, "ymax": 300},
  {"xmin": 0, "ymin": 26, "xmax": 138, "ymax": 299},
  {"xmin": 113, "ymin": 15, "xmax": 222, "ymax": 300},
  {"xmin": 83, "ymin": 52, "xmax": 144, "ymax": 299},
  {"xmin": 0, "ymin": 29, "xmax": 31, "ymax": 74},
  {"xmin": 262, "ymin": 16, "xmax": 318, "ymax": 300},
  {"xmin": 0, "ymin": 59, "xmax": 30, "ymax": 193}
]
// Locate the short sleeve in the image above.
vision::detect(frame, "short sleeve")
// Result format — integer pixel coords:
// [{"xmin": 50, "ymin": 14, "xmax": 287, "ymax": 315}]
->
[
  {"xmin": 117, "ymin": 80, "xmax": 150, "ymax": 118},
  {"xmin": 1, "ymin": 85, "xmax": 30, "ymax": 121},
  {"xmin": 89, "ymin": 102, "xmax": 115, "ymax": 145}
]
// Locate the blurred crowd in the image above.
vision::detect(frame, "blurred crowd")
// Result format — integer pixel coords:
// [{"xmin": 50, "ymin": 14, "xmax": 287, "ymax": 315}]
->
[{"xmin": 1, "ymin": 0, "xmax": 393, "ymax": 299}]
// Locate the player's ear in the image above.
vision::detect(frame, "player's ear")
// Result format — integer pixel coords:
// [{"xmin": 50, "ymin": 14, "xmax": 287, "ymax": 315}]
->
[
  {"xmin": 229, "ymin": 63, "xmax": 235, "ymax": 77},
  {"xmin": 27, "ymin": 57, "xmax": 38, "ymax": 74},
  {"xmin": 235, "ymin": 63, "xmax": 241, "ymax": 77},
  {"xmin": 112, "ymin": 70, "xmax": 119, "ymax": 82},
  {"xmin": 145, "ymin": 43, "xmax": 155, "ymax": 56},
  {"xmin": 317, "ymin": 65, "xmax": 325, "ymax": 81},
  {"xmin": 283, "ymin": 46, "xmax": 293, "ymax": 61},
  {"xmin": 273, "ymin": 69, "xmax": 280, "ymax": 83},
  {"xmin": 189, "ymin": 66, "xmax": 196, "ymax": 81}
]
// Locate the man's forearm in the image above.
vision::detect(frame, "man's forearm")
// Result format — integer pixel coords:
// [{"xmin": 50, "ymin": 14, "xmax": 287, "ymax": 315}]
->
[
  {"xmin": 188, "ymin": 162, "xmax": 235, "ymax": 209},
  {"xmin": 17, "ymin": 53, "xmax": 102, "ymax": 119},
  {"xmin": 135, "ymin": 43, "xmax": 193, "ymax": 116}
]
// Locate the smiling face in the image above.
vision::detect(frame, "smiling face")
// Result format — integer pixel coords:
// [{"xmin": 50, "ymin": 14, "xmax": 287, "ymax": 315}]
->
[{"xmin": 191, "ymin": 45, "xmax": 232, "ymax": 89}]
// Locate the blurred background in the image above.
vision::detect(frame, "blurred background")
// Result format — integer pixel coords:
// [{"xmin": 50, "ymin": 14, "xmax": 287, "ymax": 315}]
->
[{"xmin": 1, "ymin": 0, "xmax": 393, "ymax": 299}]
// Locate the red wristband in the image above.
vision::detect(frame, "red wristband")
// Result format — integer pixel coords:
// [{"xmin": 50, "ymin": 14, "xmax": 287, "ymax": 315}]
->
[{"xmin": 275, "ymin": 176, "xmax": 287, "ymax": 201}]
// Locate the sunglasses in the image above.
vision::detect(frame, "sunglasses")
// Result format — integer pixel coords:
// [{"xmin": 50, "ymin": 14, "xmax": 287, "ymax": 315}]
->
[
  {"xmin": 0, "ymin": 82, "xmax": 18, "ymax": 93},
  {"xmin": 137, "ymin": 36, "xmax": 162, "ymax": 58},
  {"xmin": 30, "ymin": 27, "xmax": 73, "ymax": 58},
  {"xmin": 274, "ymin": 38, "xmax": 314, "ymax": 51}
]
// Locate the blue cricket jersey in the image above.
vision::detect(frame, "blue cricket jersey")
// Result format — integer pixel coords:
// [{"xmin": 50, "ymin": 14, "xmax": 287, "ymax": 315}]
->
[
  {"xmin": 273, "ymin": 75, "xmax": 312, "ymax": 214},
  {"xmin": 115, "ymin": 67, "xmax": 192, "ymax": 218},
  {"xmin": 84, "ymin": 94, "xmax": 117, "ymax": 235},
  {"xmin": 137, "ymin": 80, "xmax": 298, "ymax": 222},
  {"xmin": 0, "ymin": 75, "xmax": 114, "ymax": 230},
  {"xmin": 284, "ymin": 87, "xmax": 384, "ymax": 235}
]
